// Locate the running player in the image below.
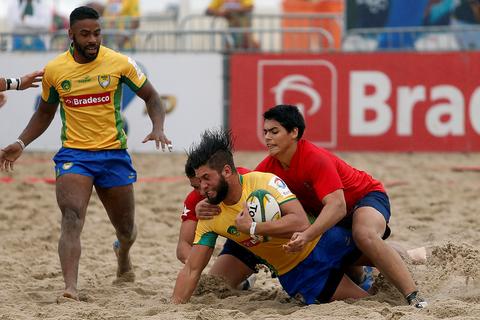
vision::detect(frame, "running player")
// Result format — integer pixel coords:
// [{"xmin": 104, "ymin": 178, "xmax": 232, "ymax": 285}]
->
[{"xmin": 0, "ymin": 6, "xmax": 171, "ymax": 301}]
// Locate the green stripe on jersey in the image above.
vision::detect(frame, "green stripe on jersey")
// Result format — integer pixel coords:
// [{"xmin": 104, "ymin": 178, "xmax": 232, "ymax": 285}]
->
[
  {"xmin": 195, "ymin": 232, "xmax": 218, "ymax": 248},
  {"xmin": 113, "ymin": 85, "xmax": 127, "ymax": 149}
]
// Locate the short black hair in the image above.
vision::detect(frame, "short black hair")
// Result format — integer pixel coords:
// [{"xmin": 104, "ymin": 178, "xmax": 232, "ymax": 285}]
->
[
  {"xmin": 263, "ymin": 104, "xmax": 306, "ymax": 140},
  {"xmin": 187, "ymin": 128, "xmax": 237, "ymax": 174},
  {"xmin": 70, "ymin": 6, "xmax": 100, "ymax": 27}
]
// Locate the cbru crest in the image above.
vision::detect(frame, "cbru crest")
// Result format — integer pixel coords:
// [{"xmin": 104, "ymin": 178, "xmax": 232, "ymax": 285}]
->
[
  {"xmin": 98, "ymin": 75, "xmax": 111, "ymax": 88},
  {"xmin": 61, "ymin": 80, "xmax": 71, "ymax": 92}
]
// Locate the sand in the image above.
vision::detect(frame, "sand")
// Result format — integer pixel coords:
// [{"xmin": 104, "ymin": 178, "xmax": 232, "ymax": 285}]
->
[{"xmin": 1, "ymin": 151, "xmax": 480, "ymax": 320}]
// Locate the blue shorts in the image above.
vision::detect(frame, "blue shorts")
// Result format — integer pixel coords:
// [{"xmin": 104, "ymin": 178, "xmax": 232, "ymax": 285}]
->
[
  {"xmin": 53, "ymin": 147, "xmax": 137, "ymax": 188},
  {"xmin": 278, "ymin": 226, "xmax": 361, "ymax": 305},
  {"xmin": 219, "ymin": 239, "xmax": 262, "ymax": 272},
  {"xmin": 338, "ymin": 191, "xmax": 392, "ymax": 240}
]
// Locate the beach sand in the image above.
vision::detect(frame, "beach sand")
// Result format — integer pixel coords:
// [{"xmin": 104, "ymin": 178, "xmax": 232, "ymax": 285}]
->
[{"xmin": 1, "ymin": 151, "xmax": 480, "ymax": 319}]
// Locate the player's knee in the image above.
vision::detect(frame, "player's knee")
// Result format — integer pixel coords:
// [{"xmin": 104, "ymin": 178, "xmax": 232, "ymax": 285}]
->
[
  {"xmin": 61, "ymin": 208, "xmax": 83, "ymax": 231},
  {"xmin": 352, "ymin": 227, "xmax": 378, "ymax": 250}
]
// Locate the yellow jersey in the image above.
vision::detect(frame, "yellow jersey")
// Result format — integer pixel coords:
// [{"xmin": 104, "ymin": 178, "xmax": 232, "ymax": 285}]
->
[
  {"xmin": 194, "ymin": 171, "xmax": 320, "ymax": 276},
  {"xmin": 42, "ymin": 45, "xmax": 147, "ymax": 150}
]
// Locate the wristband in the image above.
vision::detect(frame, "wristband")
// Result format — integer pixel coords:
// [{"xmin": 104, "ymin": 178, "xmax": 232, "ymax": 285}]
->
[
  {"xmin": 6, "ymin": 78, "xmax": 20, "ymax": 90},
  {"xmin": 249, "ymin": 221, "xmax": 257, "ymax": 237},
  {"xmin": 15, "ymin": 138, "xmax": 25, "ymax": 150}
]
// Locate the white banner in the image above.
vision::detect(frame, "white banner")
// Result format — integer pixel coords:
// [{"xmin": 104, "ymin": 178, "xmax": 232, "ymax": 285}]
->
[{"xmin": 0, "ymin": 52, "xmax": 224, "ymax": 153}]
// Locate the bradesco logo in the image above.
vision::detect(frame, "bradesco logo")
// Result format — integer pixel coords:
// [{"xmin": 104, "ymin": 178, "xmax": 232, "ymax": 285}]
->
[
  {"xmin": 258, "ymin": 60, "xmax": 337, "ymax": 148},
  {"xmin": 349, "ymin": 71, "xmax": 480, "ymax": 137},
  {"xmin": 63, "ymin": 92, "xmax": 111, "ymax": 108}
]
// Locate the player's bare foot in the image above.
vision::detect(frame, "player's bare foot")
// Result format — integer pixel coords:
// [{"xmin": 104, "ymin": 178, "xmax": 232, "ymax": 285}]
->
[
  {"xmin": 56, "ymin": 288, "xmax": 79, "ymax": 303},
  {"xmin": 113, "ymin": 239, "xmax": 135, "ymax": 283}
]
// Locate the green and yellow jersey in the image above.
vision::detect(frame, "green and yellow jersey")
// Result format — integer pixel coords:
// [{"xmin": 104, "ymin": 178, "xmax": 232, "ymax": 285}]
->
[
  {"xmin": 41, "ymin": 45, "xmax": 147, "ymax": 150},
  {"xmin": 194, "ymin": 171, "xmax": 320, "ymax": 276}
]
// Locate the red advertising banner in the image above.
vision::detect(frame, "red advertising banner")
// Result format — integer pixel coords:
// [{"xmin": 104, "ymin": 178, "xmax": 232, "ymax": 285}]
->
[{"xmin": 230, "ymin": 52, "xmax": 480, "ymax": 151}]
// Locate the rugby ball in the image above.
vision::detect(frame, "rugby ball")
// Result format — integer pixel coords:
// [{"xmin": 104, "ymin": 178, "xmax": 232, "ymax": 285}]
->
[{"xmin": 246, "ymin": 189, "xmax": 281, "ymax": 223}]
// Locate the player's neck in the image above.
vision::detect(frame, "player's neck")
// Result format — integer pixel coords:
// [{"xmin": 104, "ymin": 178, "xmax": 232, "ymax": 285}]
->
[
  {"xmin": 223, "ymin": 174, "xmax": 242, "ymax": 205},
  {"xmin": 277, "ymin": 142, "xmax": 297, "ymax": 169}
]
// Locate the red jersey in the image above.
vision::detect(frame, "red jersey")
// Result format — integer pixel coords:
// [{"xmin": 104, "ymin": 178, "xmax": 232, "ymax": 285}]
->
[
  {"xmin": 255, "ymin": 140, "xmax": 384, "ymax": 216},
  {"xmin": 180, "ymin": 167, "xmax": 251, "ymax": 222}
]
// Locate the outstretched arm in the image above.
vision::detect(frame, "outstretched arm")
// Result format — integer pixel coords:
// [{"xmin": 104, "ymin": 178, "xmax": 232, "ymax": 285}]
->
[
  {"xmin": 135, "ymin": 80, "xmax": 172, "ymax": 151},
  {"xmin": 0, "ymin": 70, "xmax": 44, "ymax": 92},
  {"xmin": 171, "ymin": 244, "xmax": 213, "ymax": 304},
  {"xmin": 0, "ymin": 99, "xmax": 58, "ymax": 171},
  {"xmin": 176, "ymin": 220, "xmax": 197, "ymax": 264}
]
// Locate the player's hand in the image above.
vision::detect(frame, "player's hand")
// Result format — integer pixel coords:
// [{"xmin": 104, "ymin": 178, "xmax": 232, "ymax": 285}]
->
[
  {"xmin": 0, "ymin": 142, "xmax": 24, "ymax": 172},
  {"xmin": 0, "ymin": 92, "xmax": 7, "ymax": 108},
  {"xmin": 235, "ymin": 205, "xmax": 252, "ymax": 234},
  {"xmin": 19, "ymin": 70, "xmax": 43, "ymax": 90},
  {"xmin": 282, "ymin": 231, "xmax": 311, "ymax": 253},
  {"xmin": 195, "ymin": 199, "xmax": 220, "ymax": 220},
  {"xmin": 142, "ymin": 128, "xmax": 172, "ymax": 151}
]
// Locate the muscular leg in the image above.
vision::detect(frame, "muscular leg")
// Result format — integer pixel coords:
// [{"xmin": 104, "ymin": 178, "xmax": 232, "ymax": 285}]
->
[
  {"xmin": 352, "ymin": 207, "xmax": 417, "ymax": 297},
  {"xmin": 95, "ymin": 184, "xmax": 136, "ymax": 281},
  {"xmin": 56, "ymin": 174, "xmax": 93, "ymax": 300},
  {"xmin": 209, "ymin": 254, "xmax": 254, "ymax": 288}
]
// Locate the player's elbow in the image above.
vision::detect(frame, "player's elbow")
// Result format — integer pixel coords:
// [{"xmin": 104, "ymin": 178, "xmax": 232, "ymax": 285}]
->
[{"xmin": 330, "ymin": 197, "xmax": 347, "ymax": 220}]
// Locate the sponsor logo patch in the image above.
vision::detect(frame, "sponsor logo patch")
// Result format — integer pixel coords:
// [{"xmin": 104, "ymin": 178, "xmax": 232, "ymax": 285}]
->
[
  {"xmin": 268, "ymin": 176, "xmax": 293, "ymax": 197},
  {"xmin": 61, "ymin": 80, "xmax": 72, "ymax": 92},
  {"xmin": 128, "ymin": 56, "xmax": 145, "ymax": 80},
  {"xmin": 63, "ymin": 92, "xmax": 111, "ymax": 108},
  {"xmin": 62, "ymin": 162, "xmax": 74, "ymax": 170},
  {"xmin": 227, "ymin": 225, "xmax": 240, "ymax": 236},
  {"xmin": 78, "ymin": 75, "xmax": 91, "ymax": 83}
]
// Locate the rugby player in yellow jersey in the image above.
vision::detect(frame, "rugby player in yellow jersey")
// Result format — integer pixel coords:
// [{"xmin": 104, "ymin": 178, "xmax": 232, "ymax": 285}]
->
[
  {"xmin": 0, "ymin": 6, "xmax": 171, "ymax": 301},
  {"xmin": 171, "ymin": 129, "xmax": 369, "ymax": 304}
]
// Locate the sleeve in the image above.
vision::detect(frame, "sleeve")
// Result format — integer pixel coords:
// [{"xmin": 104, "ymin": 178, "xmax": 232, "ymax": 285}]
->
[
  {"xmin": 264, "ymin": 174, "xmax": 297, "ymax": 206},
  {"xmin": 41, "ymin": 65, "xmax": 59, "ymax": 104},
  {"xmin": 181, "ymin": 191, "xmax": 200, "ymax": 222},
  {"xmin": 193, "ymin": 221, "xmax": 218, "ymax": 248},
  {"xmin": 121, "ymin": 55, "xmax": 147, "ymax": 92},
  {"xmin": 308, "ymin": 153, "xmax": 343, "ymax": 201}
]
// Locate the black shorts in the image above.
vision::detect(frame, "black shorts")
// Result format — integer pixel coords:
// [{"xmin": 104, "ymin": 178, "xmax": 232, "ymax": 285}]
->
[{"xmin": 219, "ymin": 239, "xmax": 262, "ymax": 272}]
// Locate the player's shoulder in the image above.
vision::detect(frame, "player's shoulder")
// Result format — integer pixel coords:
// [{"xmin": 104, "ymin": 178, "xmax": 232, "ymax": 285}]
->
[
  {"xmin": 185, "ymin": 189, "xmax": 203, "ymax": 205},
  {"xmin": 244, "ymin": 170, "xmax": 276, "ymax": 182},
  {"xmin": 100, "ymin": 45, "xmax": 128, "ymax": 62},
  {"xmin": 255, "ymin": 155, "xmax": 276, "ymax": 171},
  {"xmin": 45, "ymin": 51, "xmax": 70, "ymax": 71}
]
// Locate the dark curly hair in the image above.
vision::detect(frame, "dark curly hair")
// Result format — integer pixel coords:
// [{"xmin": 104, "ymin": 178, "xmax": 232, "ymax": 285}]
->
[{"xmin": 187, "ymin": 128, "xmax": 237, "ymax": 174}]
